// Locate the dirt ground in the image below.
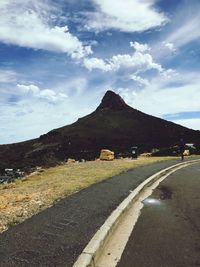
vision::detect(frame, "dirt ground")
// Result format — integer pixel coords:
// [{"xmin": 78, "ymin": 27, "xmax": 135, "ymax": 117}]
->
[{"xmin": 0, "ymin": 157, "xmax": 175, "ymax": 233}]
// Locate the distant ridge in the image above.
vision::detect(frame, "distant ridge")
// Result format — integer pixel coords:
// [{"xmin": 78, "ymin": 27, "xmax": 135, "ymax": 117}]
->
[{"xmin": 0, "ymin": 90, "xmax": 200, "ymax": 170}]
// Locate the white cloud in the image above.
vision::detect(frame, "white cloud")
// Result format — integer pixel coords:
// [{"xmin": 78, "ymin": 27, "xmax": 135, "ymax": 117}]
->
[
  {"xmin": 18, "ymin": 84, "xmax": 40, "ymax": 95},
  {"xmin": 85, "ymin": 0, "xmax": 168, "ymax": 32},
  {"xmin": 84, "ymin": 42, "xmax": 163, "ymax": 74},
  {"xmin": 162, "ymin": 42, "xmax": 176, "ymax": 52},
  {"xmin": 0, "ymin": 0, "xmax": 92, "ymax": 59},
  {"xmin": 130, "ymin": 75, "xmax": 149, "ymax": 86},
  {"xmin": 83, "ymin": 57, "xmax": 112, "ymax": 72},
  {"xmin": 55, "ymin": 76, "xmax": 89, "ymax": 98},
  {"xmin": 153, "ymin": 7, "xmax": 200, "ymax": 60},
  {"xmin": 17, "ymin": 84, "xmax": 68, "ymax": 103},
  {"xmin": 171, "ymin": 119, "xmax": 200, "ymax": 131},
  {"xmin": 161, "ymin": 69, "xmax": 178, "ymax": 78},
  {"xmin": 0, "ymin": 77, "xmax": 98, "ymax": 144},
  {"xmin": 0, "ymin": 69, "xmax": 17, "ymax": 83},
  {"xmin": 111, "ymin": 51, "xmax": 163, "ymax": 72},
  {"xmin": 150, "ymin": 4, "xmax": 200, "ymax": 61},
  {"xmin": 166, "ymin": 15, "xmax": 200, "ymax": 49},
  {"xmin": 117, "ymin": 87, "xmax": 137, "ymax": 98},
  {"xmin": 116, "ymin": 71, "xmax": 200, "ymax": 119},
  {"xmin": 130, "ymin": 41, "xmax": 151, "ymax": 52}
]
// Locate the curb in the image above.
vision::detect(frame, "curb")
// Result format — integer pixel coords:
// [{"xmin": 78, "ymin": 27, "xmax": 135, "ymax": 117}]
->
[{"xmin": 73, "ymin": 159, "xmax": 200, "ymax": 267}]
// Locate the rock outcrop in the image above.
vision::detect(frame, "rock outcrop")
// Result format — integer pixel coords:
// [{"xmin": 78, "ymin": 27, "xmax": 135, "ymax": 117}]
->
[{"xmin": 100, "ymin": 149, "xmax": 115, "ymax": 161}]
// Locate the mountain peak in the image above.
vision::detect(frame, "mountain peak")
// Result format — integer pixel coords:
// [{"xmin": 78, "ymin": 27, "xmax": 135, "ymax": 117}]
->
[{"xmin": 96, "ymin": 90, "xmax": 131, "ymax": 111}]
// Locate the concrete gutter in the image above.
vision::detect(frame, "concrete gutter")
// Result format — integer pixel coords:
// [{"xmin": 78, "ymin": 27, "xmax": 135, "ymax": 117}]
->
[{"xmin": 73, "ymin": 159, "xmax": 200, "ymax": 267}]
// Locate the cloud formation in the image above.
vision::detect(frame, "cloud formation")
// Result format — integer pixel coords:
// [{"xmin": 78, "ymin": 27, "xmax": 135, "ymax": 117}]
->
[
  {"xmin": 162, "ymin": 42, "xmax": 176, "ymax": 52},
  {"xmin": 130, "ymin": 74, "xmax": 149, "ymax": 86},
  {"xmin": 17, "ymin": 84, "xmax": 68, "ymax": 103},
  {"xmin": 0, "ymin": 76, "xmax": 97, "ymax": 144},
  {"xmin": 83, "ymin": 57, "xmax": 112, "ymax": 72},
  {"xmin": 116, "ymin": 71, "xmax": 200, "ymax": 118},
  {"xmin": 166, "ymin": 15, "xmax": 200, "ymax": 49},
  {"xmin": 84, "ymin": 42, "xmax": 163, "ymax": 76},
  {"xmin": 85, "ymin": 0, "xmax": 168, "ymax": 32},
  {"xmin": 0, "ymin": 0, "xmax": 92, "ymax": 59},
  {"xmin": 0, "ymin": 70, "xmax": 17, "ymax": 83}
]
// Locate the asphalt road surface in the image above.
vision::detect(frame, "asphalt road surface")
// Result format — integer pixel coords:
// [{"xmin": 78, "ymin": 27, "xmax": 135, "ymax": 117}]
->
[
  {"xmin": 0, "ymin": 159, "xmax": 183, "ymax": 267},
  {"xmin": 117, "ymin": 162, "xmax": 200, "ymax": 267}
]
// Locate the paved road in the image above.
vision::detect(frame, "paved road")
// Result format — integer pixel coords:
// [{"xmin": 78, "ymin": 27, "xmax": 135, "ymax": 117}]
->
[
  {"xmin": 117, "ymin": 162, "xmax": 200, "ymax": 267},
  {"xmin": 0, "ymin": 159, "xmax": 184, "ymax": 267}
]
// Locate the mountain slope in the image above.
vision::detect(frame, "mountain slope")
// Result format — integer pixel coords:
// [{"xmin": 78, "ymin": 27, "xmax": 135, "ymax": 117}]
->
[{"xmin": 0, "ymin": 90, "xmax": 199, "ymax": 170}]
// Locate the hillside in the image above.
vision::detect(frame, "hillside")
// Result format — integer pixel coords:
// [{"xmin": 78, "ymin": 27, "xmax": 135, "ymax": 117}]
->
[{"xmin": 0, "ymin": 90, "xmax": 199, "ymax": 170}]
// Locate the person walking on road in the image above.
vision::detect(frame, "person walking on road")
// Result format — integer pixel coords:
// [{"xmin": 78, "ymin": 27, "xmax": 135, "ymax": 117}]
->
[{"xmin": 179, "ymin": 138, "xmax": 185, "ymax": 160}]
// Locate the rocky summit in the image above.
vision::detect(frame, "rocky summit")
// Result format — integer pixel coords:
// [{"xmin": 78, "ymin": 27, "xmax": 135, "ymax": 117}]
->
[
  {"xmin": 0, "ymin": 90, "xmax": 200, "ymax": 170},
  {"xmin": 96, "ymin": 90, "xmax": 131, "ymax": 111}
]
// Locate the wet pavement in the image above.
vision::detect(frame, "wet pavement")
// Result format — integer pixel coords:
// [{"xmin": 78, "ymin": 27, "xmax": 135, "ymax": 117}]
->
[
  {"xmin": 0, "ymin": 159, "xmax": 182, "ymax": 267},
  {"xmin": 117, "ymin": 162, "xmax": 200, "ymax": 267}
]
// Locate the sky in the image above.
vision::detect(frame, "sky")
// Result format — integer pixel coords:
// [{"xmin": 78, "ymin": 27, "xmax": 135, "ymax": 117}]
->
[{"xmin": 0, "ymin": 0, "xmax": 200, "ymax": 144}]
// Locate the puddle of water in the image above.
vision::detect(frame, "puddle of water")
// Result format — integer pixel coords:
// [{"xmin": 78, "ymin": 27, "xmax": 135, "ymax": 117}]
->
[
  {"xmin": 158, "ymin": 185, "xmax": 173, "ymax": 200},
  {"xmin": 143, "ymin": 198, "xmax": 161, "ymax": 206},
  {"xmin": 143, "ymin": 186, "xmax": 172, "ymax": 206}
]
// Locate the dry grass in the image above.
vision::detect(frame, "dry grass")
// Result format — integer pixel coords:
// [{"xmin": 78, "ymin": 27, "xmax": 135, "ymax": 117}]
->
[{"xmin": 0, "ymin": 157, "xmax": 175, "ymax": 232}]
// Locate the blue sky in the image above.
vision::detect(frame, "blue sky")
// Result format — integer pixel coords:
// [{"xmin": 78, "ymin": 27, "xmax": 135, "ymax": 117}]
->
[{"xmin": 0, "ymin": 0, "xmax": 200, "ymax": 144}]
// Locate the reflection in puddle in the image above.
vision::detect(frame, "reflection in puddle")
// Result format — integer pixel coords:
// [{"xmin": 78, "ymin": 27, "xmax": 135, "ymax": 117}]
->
[
  {"xmin": 143, "ymin": 198, "xmax": 161, "ymax": 205},
  {"xmin": 158, "ymin": 185, "xmax": 172, "ymax": 200}
]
